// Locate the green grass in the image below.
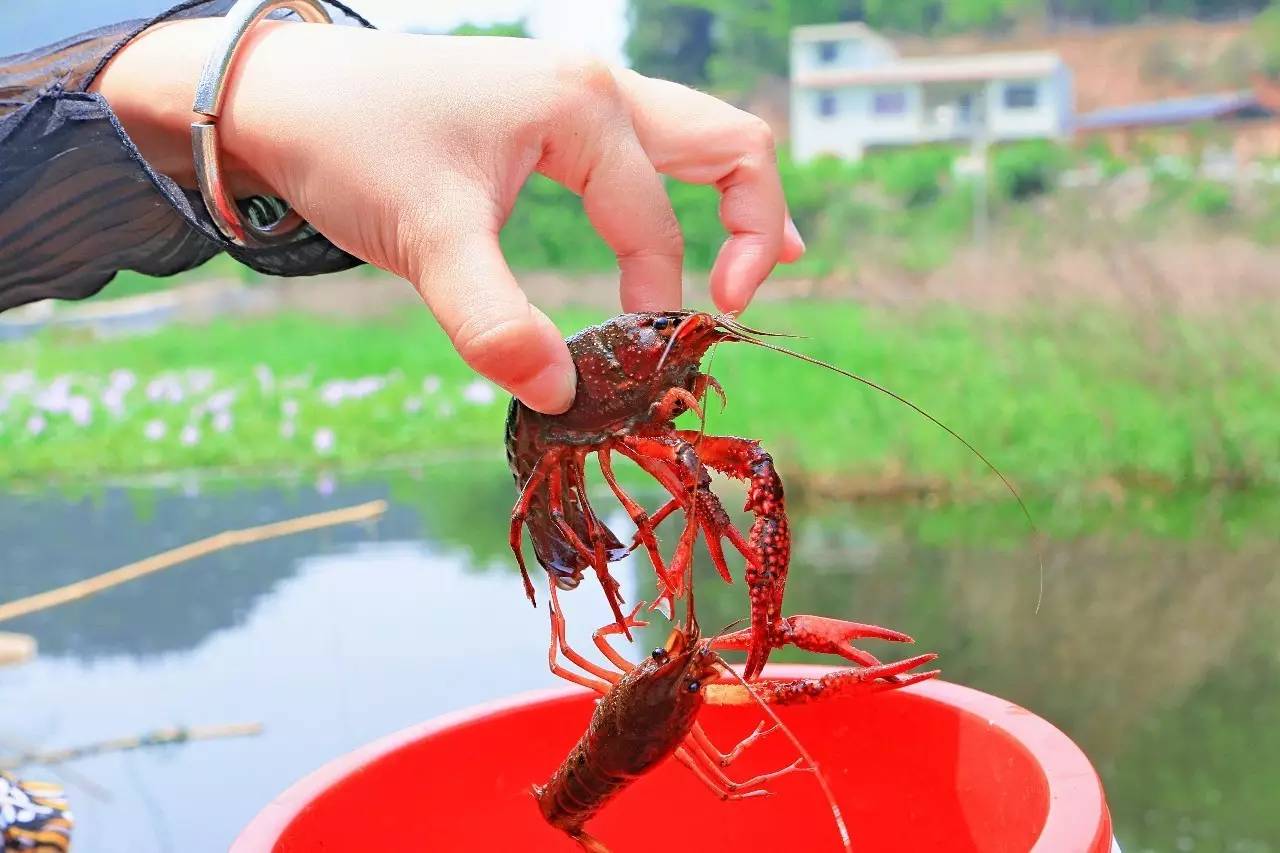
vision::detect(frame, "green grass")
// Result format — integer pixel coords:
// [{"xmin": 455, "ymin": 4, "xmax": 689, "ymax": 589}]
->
[{"xmin": 2, "ymin": 301, "xmax": 1277, "ymax": 489}]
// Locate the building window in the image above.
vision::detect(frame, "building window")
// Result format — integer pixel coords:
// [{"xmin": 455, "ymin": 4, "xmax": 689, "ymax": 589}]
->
[
  {"xmin": 1004, "ymin": 82, "xmax": 1038, "ymax": 110},
  {"xmin": 817, "ymin": 91, "xmax": 838, "ymax": 118},
  {"xmin": 816, "ymin": 41, "xmax": 839, "ymax": 64},
  {"xmin": 872, "ymin": 89, "xmax": 907, "ymax": 116}
]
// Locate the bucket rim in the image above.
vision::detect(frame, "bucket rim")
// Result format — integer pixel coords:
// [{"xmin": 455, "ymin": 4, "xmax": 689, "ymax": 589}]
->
[{"xmin": 232, "ymin": 666, "xmax": 1110, "ymax": 852}]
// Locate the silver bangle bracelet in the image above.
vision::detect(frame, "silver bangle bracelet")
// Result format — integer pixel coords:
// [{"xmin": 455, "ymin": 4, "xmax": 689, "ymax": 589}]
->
[{"xmin": 190, "ymin": 0, "xmax": 332, "ymax": 247}]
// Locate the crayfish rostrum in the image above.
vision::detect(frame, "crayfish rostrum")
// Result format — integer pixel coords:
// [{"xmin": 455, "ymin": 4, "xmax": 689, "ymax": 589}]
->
[{"xmin": 507, "ymin": 311, "xmax": 927, "ymax": 679}]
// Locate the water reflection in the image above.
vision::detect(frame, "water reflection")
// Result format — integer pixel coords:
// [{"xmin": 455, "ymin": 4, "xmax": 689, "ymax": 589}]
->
[{"xmin": 1, "ymin": 462, "xmax": 1276, "ymax": 853}]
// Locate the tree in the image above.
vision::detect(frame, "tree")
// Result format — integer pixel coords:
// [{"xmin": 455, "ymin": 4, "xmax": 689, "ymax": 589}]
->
[
  {"xmin": 689, "ymin": 0, "xmax": 865, "ymax": 89},
  {"xmin": 626, "ymin": 0, "xmax": 715, "ymax": 85}
]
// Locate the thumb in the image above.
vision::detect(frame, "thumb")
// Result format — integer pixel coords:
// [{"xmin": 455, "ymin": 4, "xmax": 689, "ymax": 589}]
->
[{"xmin": 412, "ymin": 230, "xmax": 576, "ymax": 415}]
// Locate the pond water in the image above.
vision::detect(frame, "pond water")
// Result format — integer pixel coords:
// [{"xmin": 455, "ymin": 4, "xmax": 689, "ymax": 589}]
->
[{"xmin": 2, "ymin": 459, "xmax": 1276, "ymax": 853}]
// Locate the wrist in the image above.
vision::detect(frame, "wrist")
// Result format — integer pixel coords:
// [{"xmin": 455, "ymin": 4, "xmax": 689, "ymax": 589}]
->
[{"xmin": 91, "ymin": 18, "xmax": 287, "ymax": 199}]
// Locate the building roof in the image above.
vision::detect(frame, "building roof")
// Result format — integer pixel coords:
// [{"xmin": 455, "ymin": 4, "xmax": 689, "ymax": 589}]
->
[
  {"xmin": 793, "ymin": 51, "xmax": 1064, "ymax": 89},
  {"xmin": 1073, "ymin": 90, "xmax": 1266, "ymax": 130},
  {"xmin": 792, "ymin": 21, "xmax": 891, "ymax": 46}
]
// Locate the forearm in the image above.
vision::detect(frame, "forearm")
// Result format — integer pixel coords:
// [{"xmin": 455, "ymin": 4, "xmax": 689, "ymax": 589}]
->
[{"xmin": 0, "ymin": 6, "xmax": 366, "ymax": 314}]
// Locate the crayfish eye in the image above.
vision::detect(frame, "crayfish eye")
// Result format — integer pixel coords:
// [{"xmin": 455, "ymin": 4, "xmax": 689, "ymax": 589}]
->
[
  {"xmin": 651, "ymin": 648, "xmax": 668, "ymax": 662},
  {"xmin": 652, "ymin": 316, "xmax": 672, "ymax": 332},
  {"xmin": 685, "ymin": 679, "xmax": 700, "ymax": 693}
]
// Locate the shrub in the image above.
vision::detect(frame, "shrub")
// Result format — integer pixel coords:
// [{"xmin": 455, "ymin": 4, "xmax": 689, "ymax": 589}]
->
[
  {"xmin": 1187, "ymin": 182, "xmax": 1234, "ymax": 219},
  {"xmin": 866, "ymin": 146, "xmax": 956, "ymax": 207},
  {"xmin": 992, "ymin": 141, "xmax": 1068, "ymax": 201}
]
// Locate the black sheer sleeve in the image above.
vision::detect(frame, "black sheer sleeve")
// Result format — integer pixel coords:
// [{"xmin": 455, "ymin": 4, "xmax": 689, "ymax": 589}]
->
[{"xmin": 0, "ymin": 1, "xmax": 374, "ymax": 313}]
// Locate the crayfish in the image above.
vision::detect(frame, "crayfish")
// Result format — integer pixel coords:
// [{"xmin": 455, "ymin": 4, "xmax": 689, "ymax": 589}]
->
[
  {"xmin": 507, "ymin": 310, "xmax": 846, "ymax": 678},
  {"xmin": 531, "ymin": 579, "xmax": 937, "ymax": 852},
  {"xmin": 507, "ymin": 311, "xmax": 1021, "ymax": 678}
]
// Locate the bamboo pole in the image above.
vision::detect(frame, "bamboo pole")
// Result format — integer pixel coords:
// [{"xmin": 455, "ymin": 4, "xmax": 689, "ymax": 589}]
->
[
  {"xmin": 1, "ymin": 723, "xmax": 263, "ymax": 769},
  {"xmin": 0, "ymin": 500, "xmax": 387, "ymax": 624}
]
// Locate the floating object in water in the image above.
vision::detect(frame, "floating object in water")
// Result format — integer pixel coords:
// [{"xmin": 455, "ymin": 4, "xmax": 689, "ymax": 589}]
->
[
  {"xmin": 0, "ymin": 501, "xmax": 387, "ymax": 624},
  {"xmin": 0, "ymin": 633, "xmax": 35, "ymax": 668},
  {"xmin": 0, "ymin": 772, "xmax": 72, "ymax": 852}
]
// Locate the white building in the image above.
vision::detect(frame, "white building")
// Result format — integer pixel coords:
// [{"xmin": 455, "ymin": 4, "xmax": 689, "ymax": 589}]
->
[{"xmin": 790, "ymin": 22, "xmax": 1073, "ymax": 161}]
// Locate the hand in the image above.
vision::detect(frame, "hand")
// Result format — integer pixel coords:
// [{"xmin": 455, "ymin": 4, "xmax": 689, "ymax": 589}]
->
[{"xmin": 92, "ymin": 20, "xmax": 804, "ymax": 413}]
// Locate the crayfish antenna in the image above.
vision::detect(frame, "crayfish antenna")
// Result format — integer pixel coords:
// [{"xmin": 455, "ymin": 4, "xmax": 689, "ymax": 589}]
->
[{"xmin": 717, "ymin": 330, "xmax": 1046, "ymax": 614}]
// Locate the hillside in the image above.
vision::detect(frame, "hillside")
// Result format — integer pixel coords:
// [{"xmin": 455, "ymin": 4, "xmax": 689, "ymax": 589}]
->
[{"xmin": 896, "ymin": 17, "xmax": 1259, "ymax": 112}]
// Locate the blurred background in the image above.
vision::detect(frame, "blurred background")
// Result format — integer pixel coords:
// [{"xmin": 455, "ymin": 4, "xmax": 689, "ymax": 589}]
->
[{"xmin": 2, "ymin": 2, "xmax": 1279, "ymax": 851}]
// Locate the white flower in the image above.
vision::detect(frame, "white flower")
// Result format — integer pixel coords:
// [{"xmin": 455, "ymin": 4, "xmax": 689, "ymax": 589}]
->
[
  {"xmin": 207, "ymin": 389, "xmax": 236, "ymax": 411},
  {"xmin": 108, "ymin": 369, "xmax": 136, "ymax": 391},
  {"xmin": 185, "ymin": 370, "xmax": 215, "ymax": 394},
  {"xmin": 316, "ymin": 473, "xmax": 336, "ymax": 496},
  {"xmin": 68, "ymin": 396, "xmax": 92, "ymax": 427},
  {"xmin": 352, "ymin": 377, "xmax": 383, "ymax": 398},
  {"xmin": 180, "ymin": 425, "xmax": 200, "ymax": 446},
  {"xmin": 313, "ymin": 427, "xmax": 335, "ymax": 454},
  {"xmin": 35, "ymin": 377, "xmax": 72, "ymax": 413},
  {"xmin": 437, "ymin": 402, "xmax": 455, "ymax": 419},
  {"xmin": 254, "ymin": 364, "xmax": 275, "ymax": 392},
  {"xmin": 462, "ymin": 379, "xmax": 497, "ymax": 406},
  {"xmin": 280, "ymin": 421, "xmax": 296, "ymax": 439},
  {"xmin": 403, "ymin": 396, "xmax": 423, "ymax": 414},
  {"xmin": 2, "ymin": 371, "xmax": 36, "ymax": 395},
  {"xmin": 144, "ymin": 420, "xmax": 167, "ymax": 441},
  {"xmin": 101, "ymin": 387, "xmax": 126, "ymax": 416},
  {"xmin": 212, "ymin": 411, "xmax": 233, "ymax": 433},
  {"xmin": 319, "ymin": 381, "xmax": 347, "ymax": 406},
  {"xmin": 422, "ymin": 376, "xmax": 441, "ymax": 395},
  {"xmin": 320, "ymin": 377, "xmax": 385, "ymax": 406},
  {"xmin": 282, "ymin": 399, "xmax": 299, "ymax": 418},
  {"xmin": 26, "ymin": 414, "xmax": 46, "ymax": 436},
  {"xmin": 147, "ymin": 375, "xmax": 184, "ymax": 403}
]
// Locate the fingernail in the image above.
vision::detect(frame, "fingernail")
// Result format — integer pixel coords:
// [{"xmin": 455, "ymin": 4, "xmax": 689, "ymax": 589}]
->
[
  {"xmin": 518, "ymin": 363, "xmax": 577, "ymax": 415},
  {"xmin": 785, "ymin": 217, "xmax": 806, "ymax": 252}
]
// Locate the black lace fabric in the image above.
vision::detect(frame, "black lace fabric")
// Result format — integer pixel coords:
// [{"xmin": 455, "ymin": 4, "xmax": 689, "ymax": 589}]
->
[{"xmin": 0, "ymin": 0, "xmax": 374, "ymax": 313}]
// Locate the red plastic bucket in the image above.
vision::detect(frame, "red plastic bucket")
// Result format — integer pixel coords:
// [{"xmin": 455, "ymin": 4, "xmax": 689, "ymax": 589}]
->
[{"xmin": 234, "ymin": 666, "xmax": 1112, "ymax": 852}]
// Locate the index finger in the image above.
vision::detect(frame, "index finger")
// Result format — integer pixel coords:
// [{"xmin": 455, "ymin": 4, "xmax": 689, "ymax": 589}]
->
[{"xmin": 615, "ymin": 71, "xmax": 797, "ymax": 314}]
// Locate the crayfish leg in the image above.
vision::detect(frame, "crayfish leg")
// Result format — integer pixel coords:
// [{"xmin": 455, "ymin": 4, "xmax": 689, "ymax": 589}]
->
[
  {"xmin": 597, "ymin": 448, "xmax": 677, "ymax": 601},
  {"xmin": 545, "ymin": 584, "xmax": 615, "ymax": 693},
  {"xmin": 509, "ymin": 451, "xmax": 561, "ymax": 606},
  {"xmin": 674, "ymin": 746, "xmax": 787, "ymax": 802},
  {"xmin": 703, "ymin": 654, "xmax": 939, "ymax": 708},
  {"xmin": 548, "ymin": 463, "xmax": 632, "ymax": 639},
  {"xmin": 676, "ymin": 432, "xmax": 789, "ymax": 679},
  {"xmin": 613, "ymin": 435, "xmax": 708, "ymax": 596}
]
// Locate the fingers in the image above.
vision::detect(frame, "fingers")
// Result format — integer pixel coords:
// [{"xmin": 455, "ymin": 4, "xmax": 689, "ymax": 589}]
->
[
  {"xmin": 579, "ymin": 129, "xmax": 684, "ymax": 312},
  {"xmin": 538, "ymin": 60, "xmax": 684, "ymax": 313},
  {"xmin": 709, "ymin": 137, "xmax": 787, "ymax": 313},
  {"xmin": 782, "ymin": 208, "xmax": 806, "ymax": 264},
  {"xmin": 412, "ymin": 227, "xmax": 576, "ymax": 415},
  {"xmin": 615, "ymin": 71, "xmax": 802, "ymax": 313}
]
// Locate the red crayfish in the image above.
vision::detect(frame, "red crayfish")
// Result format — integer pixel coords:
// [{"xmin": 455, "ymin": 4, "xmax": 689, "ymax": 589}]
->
[
  {"xmin": 507, "ymin": 311, "xmax": 842, "ymax": 678},
  {"xmin": 506, "ymin": 311, "xmax": 1022, "ymax": 678},
  {"xmin": 531, "ymin": 581, "xmax": 937, "ymax": 852}
]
